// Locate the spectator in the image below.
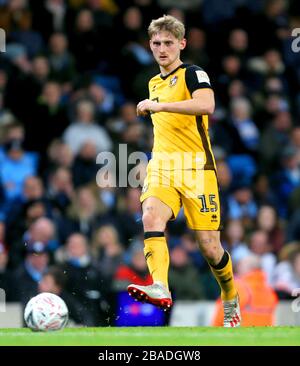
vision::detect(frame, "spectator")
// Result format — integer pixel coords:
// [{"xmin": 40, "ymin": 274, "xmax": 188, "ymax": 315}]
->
[
  {"xmin": 72, "ymin": 141, "xmax": 98, "ymax": 188},
  {"xmin": 24, "ymin": 217, "xmax": 56, "ymax": 248},
  {"xmin": 47, "ymin": 166, "xmax": 74, "ymax": 214},
  {"xmin": 212, "ymin": 254, "xmax": 278, "ymax": 326},
  {"xmin": 25, "ymin": 56, "xmax": 51, "ymax": 122},
  {"xmin": 180, "ymin": 231, "xmax": 207, "ymax": 271},
  {"xmin": 10, "ymin": 10, "xmax": 44, "ymax": 59},
  {"xmin": 0, "ymin": 0, "xmax": 31, "ymax": 33},
  {"xmin": 0, "ymin": 123, "xmax": 37, "ymax": 205},
  {"xmin": 248, "ymin": 230, "xmax": 277, "ymax": 284},
  {"xmin": 286, "ymin": 208, "xmax": 300, "ymax": 242},
  {"xmin": 9, "ymin": 217, "xmax": 57, "ymax": 269},
  {"xmin": 272, "ymin": 145, "xmax": 300, "ymax": 218},
  {"xmin": 67, "ymin": 186, "xmax": 103, "ymax": 239},
  {"xmin": 256, "ymin": 205, "xmax": 285, "ymax": 254},
  {"xmin": 115, "ymin": 187, "xmax": 143, "ymax": 247},
  {"xmin": 31, "ymin": 0, "xmax": 69, "ymax": 42},
  {"xmin": 183, "ymin": 27, "xmax": 209, "ymax": 69},
  {"xmin": 215, "ymin": 55, "xmax": 244, "ymax": 108},
  {"xmin": 92, "ymin": 225, "xmax": 124, "ymax": 281},
  {"xmin": 107, "ymin": 102, "xmax": 142, "ymax": 139},
  {"xmin": 227, "ymin": 183, "xmax": 258, "ymax": 228},
  {"xmin": 116, "ymin": 6, "xmax": 153, "ymax": 98},
  {"xmin": 25, "ymin": 199, "xmax": 48, "ymax": 223},
  {"xmin": 215, "ymin": 159, "xmax": 232, "ymax": 220},
  {"xmin": 85, "ymin": 0, "xmax": 115, "ymax": 30},
  {"xmin": 29, "ymin": 81, "xmax": 70, "ymax": 160},
  {"xmin": 223, "ymin": 219, "xmax": 250, "ymax": 266},
  {"xmin": 46, "ymin": 140, "xmax": 74, "ymax": 173},
  {"xmin": 248, "ymin": 0, "xmax": 288, "ymax": 54},
  {"xmin": 59, "ymin": 233, "xmax": 111, "ymax": 326},
  {"xmin": 96, "ymin": 168, "xmax": 118, "ymax": 213},
  {"xmin": 229, "ymin": 97, "xmax": 260, "ymax": 153},
  {"xmin": 226, "ymin": 29, "xmax": 250, "ymax": 64},
  {"xmin": 117, "ymin": 6, "xmax": 143, "ymax": 46},
  {"xmin": 260, "ymin": 111, "xmax": 293, "ymax": 174},
  {"xmin": 14, "ymin": 241, "xmax": 50, "ymax": 306},
  {"xmin": 169, "ymin": 245, "xmax": 204, "ymax": 300},
  {"xmin": 47, "ymin": 32, "xmax": 76, "ymax": 85},
  {"xmin": 63, "ymin": 100, "xmax": 112, "ymax": 155},
  {"xmin": 227, "ymin": 79, "xmax": 247, "ymax": 101},
  {"xmin": 88, "ymin": 82, "xmax": 116, "ymax": 124},
  {"xmin": 248, "ymin": 49, "xmax": 287, "ymax": 85},
  {"xmin": 290, "ymin": 127, "xmax": 300, "ymax": 163},
  {"xmin": 38, "ymin": 266, "xmax": 95, "ymax": 326},
  {"xmin": 68, "ymin": 9, "xmax": 104, "ymax": 72},
  {"xmin": 5, "ymin": 175, "xmax": 45, "ymax": 226},
  {"xmin": 273, "ymin": 244, "xmax": 300, "ymax": 299},
  {"xmin": 113, "ymin": 239, "xmax": 151, "ymax": 291},
  {"xmin": 252, "ymin": 173, "xmax": 277, "ymax": 207}
]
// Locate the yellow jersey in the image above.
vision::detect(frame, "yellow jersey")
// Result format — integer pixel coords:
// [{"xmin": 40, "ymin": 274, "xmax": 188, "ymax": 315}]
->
[{"xmin": 148, "ymin": 63, "xmax": 216, "ymax": 171}]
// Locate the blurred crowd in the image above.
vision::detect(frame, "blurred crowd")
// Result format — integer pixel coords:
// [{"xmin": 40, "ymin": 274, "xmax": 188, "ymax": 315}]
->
[{"xmin": 0, "ymin": 0, "xmax": 300, "ymax": 326}]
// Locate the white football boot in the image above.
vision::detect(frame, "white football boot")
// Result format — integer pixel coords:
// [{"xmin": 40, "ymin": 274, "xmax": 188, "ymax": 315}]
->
[
  {"xmin": 127, "ymin": 282, "xmax": 172, "ymax": 311},
  {"xmin": 223, "ymin": 295, "xmax": 241, "ymax": 327}
]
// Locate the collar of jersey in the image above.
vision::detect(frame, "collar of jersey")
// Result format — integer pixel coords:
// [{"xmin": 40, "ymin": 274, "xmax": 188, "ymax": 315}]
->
[{"xmin": 160, "ymin": 63, "xmax": 189, "ymax": 80}]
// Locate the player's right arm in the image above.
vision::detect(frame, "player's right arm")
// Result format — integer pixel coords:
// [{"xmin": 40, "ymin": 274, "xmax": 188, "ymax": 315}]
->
[
  {"xmin": 136, "ymin": 66, "xmax": 215, "ymax": 116},
  {"xmin": 137, "ymin": 92, "xmax": 214, "ymax": 116}
]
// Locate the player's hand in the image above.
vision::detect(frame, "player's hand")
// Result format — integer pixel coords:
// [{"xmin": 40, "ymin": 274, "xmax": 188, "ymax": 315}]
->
[{"xmin": 136, "ymin": 99, "xmax": 162, "ymax": 116}]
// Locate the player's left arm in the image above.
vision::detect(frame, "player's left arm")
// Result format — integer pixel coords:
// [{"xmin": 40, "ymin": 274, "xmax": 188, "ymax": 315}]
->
[{"xmin": 136, "ymin": 66, "xmax": 214, "ymax": 116}]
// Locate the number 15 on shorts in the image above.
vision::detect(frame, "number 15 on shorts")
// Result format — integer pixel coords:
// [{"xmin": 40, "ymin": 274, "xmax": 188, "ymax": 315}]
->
[{"xmin": 198, "ymin": 194, "xmax": 218, "ymax": 213}]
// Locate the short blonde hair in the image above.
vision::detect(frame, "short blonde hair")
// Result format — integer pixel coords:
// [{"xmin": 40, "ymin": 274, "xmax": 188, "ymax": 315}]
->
[{"xmin": 148, "ymin": 15, "xmax": 185, "ymax": 40}]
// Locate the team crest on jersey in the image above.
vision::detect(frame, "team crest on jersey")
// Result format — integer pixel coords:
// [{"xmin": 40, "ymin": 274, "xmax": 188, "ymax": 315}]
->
[{"xmin": 169, "ymin": 75, "xmax": 178, "ymax": 87}]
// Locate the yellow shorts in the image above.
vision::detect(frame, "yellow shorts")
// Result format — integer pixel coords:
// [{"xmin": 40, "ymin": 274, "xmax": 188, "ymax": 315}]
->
[{"xmin": 140, "ymin": 168, "xmax": 221, "ymax": 230}]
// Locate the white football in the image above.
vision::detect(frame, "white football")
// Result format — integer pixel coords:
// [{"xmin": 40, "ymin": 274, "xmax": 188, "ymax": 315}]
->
[{"xmin": 24, "ymin": 292, "xmax": 69, "ymax": 331}]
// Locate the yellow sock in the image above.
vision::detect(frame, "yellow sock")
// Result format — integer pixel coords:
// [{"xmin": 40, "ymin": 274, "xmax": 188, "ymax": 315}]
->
[
  {"xmin": 210, "ymin": 251, "xmax": 237, "ymax": 301},
  {"xmin": 144, "ymin": 235, "xmax": 169, "ymax": 290}
]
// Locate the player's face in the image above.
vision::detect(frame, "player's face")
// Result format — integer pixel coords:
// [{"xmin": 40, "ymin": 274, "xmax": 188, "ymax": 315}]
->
[{"xmin": 150, "ymin": 31, "xmax": 186, "ymax": 71}]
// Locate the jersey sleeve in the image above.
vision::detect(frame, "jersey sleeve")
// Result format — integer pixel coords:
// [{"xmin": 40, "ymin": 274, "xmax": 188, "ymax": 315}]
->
[{"xmin": 185, "ymin": 65, "xmax": 212, "ymax": 95}]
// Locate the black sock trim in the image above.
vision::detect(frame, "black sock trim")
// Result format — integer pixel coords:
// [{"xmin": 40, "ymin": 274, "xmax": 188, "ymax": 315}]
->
[
  {"xmin": 210, "ymin": 251, "xmax": 229, "ymax": 270},
  {"xmin": 144, "ymin": 231, "xmax": 164, "ymax": 239}
]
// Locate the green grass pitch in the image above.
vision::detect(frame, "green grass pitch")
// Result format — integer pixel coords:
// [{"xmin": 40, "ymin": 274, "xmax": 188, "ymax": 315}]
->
[{"xmin": 0, "ymin": 327, "xmax": 299, "ymax": 346}]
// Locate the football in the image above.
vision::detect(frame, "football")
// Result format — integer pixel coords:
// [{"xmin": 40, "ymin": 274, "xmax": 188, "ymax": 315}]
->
[{"xmin": 24, "ymin": 293, "xmax": 69, "ymax": 331}]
